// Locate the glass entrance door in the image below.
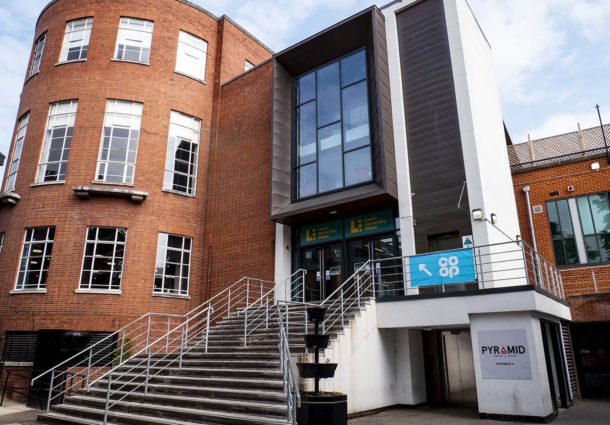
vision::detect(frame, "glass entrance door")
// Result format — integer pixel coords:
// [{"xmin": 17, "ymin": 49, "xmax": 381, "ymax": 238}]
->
[
  {"xmin": 348, "ymin": 235, "xmax": 402, "ymax": 298},
  {"xmin": 300, "ymin": 244, "xmax": 343, "ymax": 302}
]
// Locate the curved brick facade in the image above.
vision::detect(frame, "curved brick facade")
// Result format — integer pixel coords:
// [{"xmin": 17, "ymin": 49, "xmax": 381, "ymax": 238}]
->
[{"xmin": 0, "ymin": 0, "xmax": 271, "ymax": 334}]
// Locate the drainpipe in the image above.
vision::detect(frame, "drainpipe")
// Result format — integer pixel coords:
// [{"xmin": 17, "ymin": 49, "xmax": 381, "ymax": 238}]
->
[{"xmin": 522, "ymin": 185, "xmax": 538, "ymax": 251}]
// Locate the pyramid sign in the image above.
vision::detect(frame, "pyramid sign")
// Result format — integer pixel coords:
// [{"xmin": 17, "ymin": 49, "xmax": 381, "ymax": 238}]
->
[{"xmin": 462, "ymin": 235, "xmax": 473, "ymax": 248}]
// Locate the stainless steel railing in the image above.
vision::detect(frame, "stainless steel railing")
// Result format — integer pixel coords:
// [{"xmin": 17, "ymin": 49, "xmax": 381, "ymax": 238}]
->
[
  {"xmin": 33, "ymin": 275, "xmax": 274, "ymax": 415},
  {"xmin": 279, "ymin": 304, "xmax": 300, "ymax": 425}
]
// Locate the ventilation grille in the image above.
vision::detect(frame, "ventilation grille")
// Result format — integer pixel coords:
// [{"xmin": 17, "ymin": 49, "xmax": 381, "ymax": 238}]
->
[
  {"xmin": 2, "ymin": 332, "xmax": 38, "ymax": 363},
  {"xmin": 561, "ymin": 322, "xmax": 579, "ymax": 399},
  {"xmin": 532, "ymin": 205, "xmax": 543, "ymax": 214}
]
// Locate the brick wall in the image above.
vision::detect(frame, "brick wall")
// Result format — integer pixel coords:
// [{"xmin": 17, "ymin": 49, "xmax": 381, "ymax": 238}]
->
[
  {"xmin": 0, "ymin": 0, "xmax": 272, "ymax": 335},
  {"xmin": 511, "ymin": 156, "xmax": 610, "ymax": 321},
  {"xmin": 204, "ymin": 61, "xmax": 275, "ymax": 299}
]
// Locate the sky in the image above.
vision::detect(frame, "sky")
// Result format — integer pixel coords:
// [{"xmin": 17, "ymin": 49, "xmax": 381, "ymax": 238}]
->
[{"xmin": 1, "ymin": 0, "xmax": 609, "ymax": 177}]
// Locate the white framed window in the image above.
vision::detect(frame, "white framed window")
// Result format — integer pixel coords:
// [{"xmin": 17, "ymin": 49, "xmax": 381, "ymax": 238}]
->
[
  {"xmin": 163, "ymin": 111, "xmax": 200, "ymax": 195},
  {"xmin": 245, "ymin": 60, "xmax": 254, "ymax": 71},
  {"xmin": 15, "ymin": 227, "xmax": 55, "ymax": 291},
  {"xmin": 30, "ymin": 33, "xmax": 46, "ymax": 76},
  {"xmin": 154, "ymin": 233, "xmax": 191, "ymax": 296},
  {"xmin": 114, "ymin": 17, "xmax": 153, "ymax": 64},
  {"xmin": 60, "ymin": 18, "xmax": 93, "ymax": 62},
  {"xmin": 80, "ymin": 227, "xmax": 127, "ymax": 291},
  {"xmin": 96, "ymin": 100, "xmax": 143, "ymax": 184},
  {"xmin": 5, "ymin": 114, "xmax": 29, "ymax": 193},
  {"xmin": 175, "ymin": 31, "xmax": 207, "ymax": 81},
  {"xmin": 0, "ymin": 232, "xmax": 5, "ymax": 254},
  {"xmin": 37, "ymin": 101, "xmax": 78, "ymax": 183}
]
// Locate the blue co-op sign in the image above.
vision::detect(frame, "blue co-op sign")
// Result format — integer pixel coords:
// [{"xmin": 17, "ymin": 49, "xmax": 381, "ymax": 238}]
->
[{"xmin": 409, "ymin": 248, "xmax": 476, "ymax": 287}]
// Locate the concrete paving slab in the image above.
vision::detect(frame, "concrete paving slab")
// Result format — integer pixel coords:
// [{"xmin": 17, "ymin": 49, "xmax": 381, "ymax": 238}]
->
[
  {"xmin": 0, "ymin": 399, "xmax": 40, "ymax": 425},
  {"xmin": 349, "ymin": 400, "xmax": 610, "ymax": 425}
]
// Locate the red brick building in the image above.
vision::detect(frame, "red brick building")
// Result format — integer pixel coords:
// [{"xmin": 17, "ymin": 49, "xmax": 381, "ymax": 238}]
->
[
  {"xmin": 0, "ymin": 0, "xmax": 273, "ymax": 394},
  {"xmin": 510, "ymin": 124, "xmax": 610, "ymax": 398}
]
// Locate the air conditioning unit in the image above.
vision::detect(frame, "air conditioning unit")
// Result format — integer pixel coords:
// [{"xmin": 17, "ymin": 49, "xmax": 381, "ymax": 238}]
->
[{"xmin": 532, "ymin": 205, "xmax": 543, "ymax": 214}]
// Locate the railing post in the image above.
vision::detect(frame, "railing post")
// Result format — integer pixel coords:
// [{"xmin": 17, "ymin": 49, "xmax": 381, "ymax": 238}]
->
[
  {"xmin": 301, "ymin": 270, "xmax": 306, "ymax": 302},
  {"xmin": 260, "ymin": 281, "xmax": 264, "ymax": 306},
  {"xmin": 85, "ymin": 347, "xmax": 92, "ymax": 390},
  {"xmin": 520, "ymin": 241, "xmax": 529, "ymax": 284},
  {"xmin": 357, "ymin": 273, "xmax": 361, "ymax": 308},
  {"xmin": 146, "ymin": 315, "xmax": 151, "ymax": 352},
  {"xmin": 144, "ymin": 349, "xmax": 151, "ymax": 395},
  {"xmin": 119, "ymin": 330, "xmax": 125, "ymax": 366},
  {"xmin": 165, "ymin": 316, "xmax": 170, "ymax": 353},
  {"xmin": 205, "ymin": 307, "xmax": 212, "ymax": 353},
  {"xmin": 246, "ymin": 279, "xmax": 250, "ymax": 308},
  {"xmin": 103, "ymin": 372, "xmax": 111, "ymax": 424},
  {"xmin": 46, "ymin": 369, "xmax": 54, "ymax": 412},
  {"xmin": 341, "ymin": 288, "xmax": 345, "ymax": 327},
  {"xmin": 244, "ymin": 307, "xmax": 248, "ymax": 348},
  {"xmin": 265, "ymin": 295, "xmax": 269, "ymax": 330},
  {"xmin": 179, "ymin": 323, "xmax": 185, "ymax": 369},
  {"xmin": 477, "ymin": 248, "xmax": 485, "ymax": 289}
]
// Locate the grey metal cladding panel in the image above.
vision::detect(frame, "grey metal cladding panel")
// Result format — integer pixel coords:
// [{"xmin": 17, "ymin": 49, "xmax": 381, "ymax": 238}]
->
[
  {"xmin": 271, "ymin": 60, "xmax": 293, "ymax": 213},
  {"xmin": 371, "ymin": 7, "xmax": 397, "ymax": 197},
  {"xmin": 397, "ymin": 0, "xmax": 470, "ymax": 244}
]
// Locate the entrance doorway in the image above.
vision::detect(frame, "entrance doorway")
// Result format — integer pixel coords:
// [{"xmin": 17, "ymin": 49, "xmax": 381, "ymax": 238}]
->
[
  {"xmin": 300, "ymin": 244, "xmax": 343, "ymax": 302},
  {"xmin": 349, "ymin": 235, "xmax": 402, "ymax": 297},
  {"xmin": 442, "ymin": 330, "xmax": 477, "ymax": 407},
  {"xmin": 541, "ymin": 320, "xmax": 572, "ymax": 410},
  {"xmin": 422, "ymin": 329, "xmax": 478, "ymax": 408}
]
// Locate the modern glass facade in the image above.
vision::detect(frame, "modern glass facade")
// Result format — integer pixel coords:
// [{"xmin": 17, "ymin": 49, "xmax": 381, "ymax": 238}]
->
[{"xmin": 293, "ymin": 49, "xmax": 372, "ymax": 199}]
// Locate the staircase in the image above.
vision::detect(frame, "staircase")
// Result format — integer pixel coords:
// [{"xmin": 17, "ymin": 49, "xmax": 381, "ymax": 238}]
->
[{"xmin": 34, "ymin": 267, "xmax": 375, "ymax": 424}]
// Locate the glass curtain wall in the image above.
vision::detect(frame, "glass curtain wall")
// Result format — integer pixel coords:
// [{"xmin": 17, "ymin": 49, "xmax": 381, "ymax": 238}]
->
[{"xmin": 294, "ymin": 49, "xmax": 372, "ymax": 199}]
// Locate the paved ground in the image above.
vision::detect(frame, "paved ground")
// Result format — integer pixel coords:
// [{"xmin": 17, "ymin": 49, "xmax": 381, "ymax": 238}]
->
[
  {"xmin": 0, "ymin": 398, "xmax": 608, "ymax": 424},
  {"xmin": 349, "ymin": 400, "xmax": 610, "ymax": 425},
  {"xmin": 0, "ymin": 400, "xmax": 39, "ymax": 425}
]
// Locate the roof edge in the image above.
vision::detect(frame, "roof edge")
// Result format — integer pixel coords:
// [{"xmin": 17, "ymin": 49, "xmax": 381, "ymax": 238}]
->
[{"xmin": 36, "ymin": 0, "xmax": 273, "ymax": 54}]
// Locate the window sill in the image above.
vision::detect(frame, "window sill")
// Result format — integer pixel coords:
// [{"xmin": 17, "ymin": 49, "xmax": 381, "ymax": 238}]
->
[
  {"xmin": 10, "ymin": 289, "xmax": 47, "ymax": 295},
  {"xmin": 75, "ymin": 289, "xmax": 122, "ymax": 295},
  {"xmin": 2, "ymin": 361, "xmax": 34, "ymax": 367},
  {"xmin": 0, "ymin": 192, "xmax": 21, "ymax": 207},
  {"xmin": 31, "ymin": 181, "xmax": 65, "ymax": 188},
  {"xmin": 92, "ymin": 180, "xmax": 135, "ymax": 187},
  {"xmin": 162, "ymin": 189, "xmax": 196, "ymax": 198},
  {"xmin": 75, "ymin": 185, "xmax": 147, "ymax": 203},
  {"xmin": 152, "ymin": 292, "xmax": 191, "ymax": 300},
  {"xmin": 174, "ymin": 71, "xmax": 206, "ymax": 85},
  {"xmin": 111, "ymin": 58, "xmax": 150, "ymax": 66},
  {"xmin": 55, "ymin": 59, "xmax": 87, "ymax": 67},
  {"xmin": 24, "ymin": 72, "xmax": 39, "ymax": 85}
]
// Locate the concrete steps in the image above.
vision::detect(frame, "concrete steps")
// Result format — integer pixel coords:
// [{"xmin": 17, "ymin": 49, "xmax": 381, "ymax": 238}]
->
[{"xmin": 38, "ymin": 297, "xmax": 374, "ymax": 425}]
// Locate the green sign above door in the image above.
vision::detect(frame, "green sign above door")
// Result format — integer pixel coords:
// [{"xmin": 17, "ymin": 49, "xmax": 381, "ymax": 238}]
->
[
  {"xmin": 345, "ymin": 209, "xmax": 395, "ymax": 238},
  {"xmin": 300, "ymin": 220, "xmax": 343, "ymax": 246}
]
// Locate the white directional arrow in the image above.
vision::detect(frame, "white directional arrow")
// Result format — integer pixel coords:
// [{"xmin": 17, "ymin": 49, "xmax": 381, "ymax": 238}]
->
[{"xmin": 418, "ymin": 264, "xmax": 432, "ymax": 277}]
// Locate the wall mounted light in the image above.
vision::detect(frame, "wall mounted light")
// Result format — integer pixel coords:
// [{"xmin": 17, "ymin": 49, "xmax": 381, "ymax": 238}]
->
[
  {"xmin": 591, "ymin": 161, "xmax": 600, "ymax": 171},
  {"xmin": 471, "ymin": 208, "xmax": 484, "ymax": 221},
  {"xmin": 329, "ymin": 210, "xmax": 338, "ymax": 215}
]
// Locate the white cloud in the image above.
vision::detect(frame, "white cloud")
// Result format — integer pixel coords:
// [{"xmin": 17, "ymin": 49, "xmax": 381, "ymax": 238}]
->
[
  {"xmin": 518, "ymin": 109, "xmax": 602, "ymax": 142},
  {"xmin": 569, "ymin": 0, "xmax": 610, "ymax": 42}
]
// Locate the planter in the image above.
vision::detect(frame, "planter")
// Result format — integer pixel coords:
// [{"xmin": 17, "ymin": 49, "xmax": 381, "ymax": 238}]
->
[
  {"xmin": 297, "ymin": 363, "xmax": 337, "ymax": 379},
  {"xmin": 307, "ymin": 307, "xmax": 326, "ymax": 322},
  {"xmin": 304, "ymin": 334, "xmax": 330, "ymax": 349},
  {"xmin": 297, "ymin": 393, "xmax": 347, "ymax": 425}
]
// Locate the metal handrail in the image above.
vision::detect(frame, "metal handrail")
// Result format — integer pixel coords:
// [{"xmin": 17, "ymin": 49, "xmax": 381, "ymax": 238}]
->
[
  {"xmin": 279, "ymin": 304, "xmax": 300, "ymax": 424},
  {"xmin": 36, "ymin": 275, "xmax": 274, "ymax": 415},
  {"xmin": 100, "ymin": 276, "xmax": 275, "ymax": 423}
]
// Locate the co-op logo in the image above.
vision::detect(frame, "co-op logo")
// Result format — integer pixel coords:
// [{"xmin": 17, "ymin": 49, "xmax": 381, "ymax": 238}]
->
[{"xmin": 481, "ymin": 345, "xmax": 526, "ymax": 355}]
